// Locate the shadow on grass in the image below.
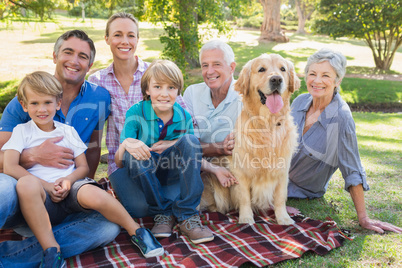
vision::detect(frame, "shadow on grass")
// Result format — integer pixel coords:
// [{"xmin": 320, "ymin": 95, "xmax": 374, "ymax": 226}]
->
[
  {"xmin": 228, "ymin": 42, "xmax": 311, "ymax": 72},
  {"xmin": 20, "ymin": 27, "xmax": 105, "ymax": 44}
]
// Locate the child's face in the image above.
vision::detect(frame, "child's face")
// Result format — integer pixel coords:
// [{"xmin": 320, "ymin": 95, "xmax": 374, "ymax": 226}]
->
[
  {"xmin": 20, "ymin": 86, "xmax": 61, "ymax": 131},
  {"xmin": 146, "ymin": 77, "xmax": 178, "ymax": 116}
]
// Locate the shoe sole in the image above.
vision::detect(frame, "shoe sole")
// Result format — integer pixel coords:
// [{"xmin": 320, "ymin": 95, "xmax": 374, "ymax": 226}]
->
[
  {"xmin": 132, "ymin": 241, "xmax": 165, "ymax": 258},
  {"xmin": 190, "ymin": 235, "xmax": 214, "ymax": 244},
  {"xmin": 143, "ymin": 247, "xmax": 165, "ymax": 258},
  {"xmin": 153, "ymin": 232, "xmax": 172, "ymax": 238}
]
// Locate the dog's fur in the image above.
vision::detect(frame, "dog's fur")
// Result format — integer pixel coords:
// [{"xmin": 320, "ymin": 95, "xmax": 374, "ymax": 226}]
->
[{"xmin": 200, "ymin": 54, "xmax": 300, "ymax": 225}]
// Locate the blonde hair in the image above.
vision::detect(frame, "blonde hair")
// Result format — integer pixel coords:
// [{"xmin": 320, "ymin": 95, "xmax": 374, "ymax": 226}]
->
[
  {"xmin": 106, "ymin": 12, "xmax": 139, "ymax": 38},
  {"xmin": 141, "ymin": 60, "xmax": 183, "ymax": 100},
  {"xmin": 18, "ymin": 71, "xmax": 63, "ymax": 105}
]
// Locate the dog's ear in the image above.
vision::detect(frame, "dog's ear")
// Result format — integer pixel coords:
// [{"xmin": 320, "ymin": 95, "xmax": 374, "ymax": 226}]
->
[
  {"xmin": 287, "ymin": 60, "xmax": 301, "ymax": 93},
  {"xmin": 235, "ymin": 60, "xmax": 252, "ymax": 95}
]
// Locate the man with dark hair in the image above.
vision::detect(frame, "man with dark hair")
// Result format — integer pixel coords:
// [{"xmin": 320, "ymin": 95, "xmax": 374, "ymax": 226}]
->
[{"xmin": 0, "ymin": 30, "xmax": 120, "ymax": 267}]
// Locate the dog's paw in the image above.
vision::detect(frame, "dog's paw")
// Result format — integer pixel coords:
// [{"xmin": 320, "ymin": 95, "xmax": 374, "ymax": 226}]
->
[
  {"xmin": 238, "ymin": 216, "xmax": 255, "ymax": 224},
  {"xmin": 277, "ymin": 216, "xmax": 295, "ymax": 225}
]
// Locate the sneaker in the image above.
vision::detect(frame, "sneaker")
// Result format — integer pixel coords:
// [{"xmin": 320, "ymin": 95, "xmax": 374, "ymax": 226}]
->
[
  {"xmin": 179, "ymin": 215, "xmax": 214, "ymax": 244},
  {"xmin": 40, "ymin": 247, "xmax": 66, "ymax": 268},
  {"xmin": 151, "ymin": 214, "xmax": 175, "ymax": 238},
  {"xmin": 131, "ymin": 228, "xmax": 164, "ymax": 258}
]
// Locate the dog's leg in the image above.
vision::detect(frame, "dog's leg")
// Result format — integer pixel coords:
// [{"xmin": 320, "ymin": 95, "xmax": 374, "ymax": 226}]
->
[
  {"xmin": 199, "ymin": 172, "xmax": 218, "ymax": 212},
  {"xmin": 273, "ymin": 175, "xmax": 294, "ymax": 225},
  {"xmin": 232, "ymin": 182, "xmax": 255, "ymax": 224}
]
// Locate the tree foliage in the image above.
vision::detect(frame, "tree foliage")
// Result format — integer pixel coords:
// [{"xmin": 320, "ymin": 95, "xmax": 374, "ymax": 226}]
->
[
  {"xmin": 313, "ymin": 0, "xmax": 402, "ymax": 71},
  {"xmin": 143, "ymin": 0, "xmax": 245, "ymax": 72},
  {"xmin": 9, "ymin": 0, "xmax": 55, "ymax": 21}
]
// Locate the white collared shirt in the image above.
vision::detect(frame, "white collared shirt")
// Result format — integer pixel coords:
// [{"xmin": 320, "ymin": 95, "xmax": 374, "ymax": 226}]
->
[{"xmin": 183, "ymin": 80, "xmax": 243, "ymax": 143}]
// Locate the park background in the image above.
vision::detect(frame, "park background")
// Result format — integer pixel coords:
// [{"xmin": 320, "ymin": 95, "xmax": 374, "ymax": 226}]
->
[{"xmin": 0, "ymin": 1, "xmax": 401, "ymax": 267}]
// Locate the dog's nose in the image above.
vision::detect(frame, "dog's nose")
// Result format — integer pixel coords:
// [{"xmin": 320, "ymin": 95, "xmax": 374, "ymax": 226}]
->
[{"xmin": 270, "ymin": 75, "xmax": 283, "ymax": 87}]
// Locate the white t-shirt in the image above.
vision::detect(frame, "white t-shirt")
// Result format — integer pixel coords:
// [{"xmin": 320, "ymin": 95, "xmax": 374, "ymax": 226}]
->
[
  {"xmin": 2, "ymin": 120, "xmax": 87, "ymax": 183},
  {"xmin": 183, "ymin": 80, "xmax": 243, "ymax": 143}
]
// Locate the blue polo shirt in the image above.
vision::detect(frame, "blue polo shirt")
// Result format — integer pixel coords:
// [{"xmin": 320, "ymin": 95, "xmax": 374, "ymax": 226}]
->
[
  {"xmin": 120, "ymin": 100, "xmax": 194, "ymax": 147},
  {"xmin": 0, "ymin": 80, "xmax": 111, "ymax": 145}
]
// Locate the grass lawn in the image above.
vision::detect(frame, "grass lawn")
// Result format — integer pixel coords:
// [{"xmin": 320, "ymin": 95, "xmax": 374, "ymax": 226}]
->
[{"xmin": 1, "ymin": 15, "xmax": 401, "ymax": 268}]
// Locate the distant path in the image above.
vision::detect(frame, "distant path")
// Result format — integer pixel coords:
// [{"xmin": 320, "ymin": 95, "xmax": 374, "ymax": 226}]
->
[{"xmin": 345, "ymin": 74, "xmax": 402, "ymax": 82}]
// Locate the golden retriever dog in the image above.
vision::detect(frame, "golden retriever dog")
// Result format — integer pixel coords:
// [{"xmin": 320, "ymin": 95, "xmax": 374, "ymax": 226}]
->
[{"xmin": 200, "ymin": 54, "xmax": 300, "ymax": 225}]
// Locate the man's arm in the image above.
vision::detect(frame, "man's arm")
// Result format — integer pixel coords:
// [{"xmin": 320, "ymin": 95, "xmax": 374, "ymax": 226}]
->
[
  {"xmin": 200, "ymin": 132, "xmax": 235, "ymax": 157},
  {"xmin": 0, "ymin": 131, "xmax": 12, "ymax": 173},
  {"xmin": 85, "ymin": 129, "xmax": 102, "ymax": 179}
]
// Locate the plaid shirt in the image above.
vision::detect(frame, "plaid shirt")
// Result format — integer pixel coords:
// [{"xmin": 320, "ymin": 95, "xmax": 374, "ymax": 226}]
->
[{"xmin": 88, "ymin": 57, "xmax": 187, "ymax": 175}]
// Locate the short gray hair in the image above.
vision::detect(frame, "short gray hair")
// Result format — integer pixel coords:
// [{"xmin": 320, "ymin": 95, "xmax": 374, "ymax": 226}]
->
[
  {"xmin": 304, "ymin": 48, "xmax": 347, "ymax": 92},
  {"xmin": 199, "ymin": 40, "xmax": 235, "ymax": 66},
  {"xmin": 54, "ymin": 30, "xmax": 96, "ymax": 66}
]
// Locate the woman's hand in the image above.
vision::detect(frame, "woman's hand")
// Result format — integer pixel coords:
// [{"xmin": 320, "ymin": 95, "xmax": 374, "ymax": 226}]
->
[{"xmin": 359, "ymin": 216, "xmax": 402, "ymax": 234}]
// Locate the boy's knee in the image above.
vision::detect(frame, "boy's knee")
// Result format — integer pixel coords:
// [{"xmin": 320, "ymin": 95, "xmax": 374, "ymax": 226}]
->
[
  {"xmin": 16, "ymin": 175, "xmax": 41, "ymax": 195},
  {"xmin": 177, "ymin": 134, "xmax": 201, "ymax": 148},
  {"xmin": 77, "ymin": 185, "xmax": 108, "ymax": 209}
]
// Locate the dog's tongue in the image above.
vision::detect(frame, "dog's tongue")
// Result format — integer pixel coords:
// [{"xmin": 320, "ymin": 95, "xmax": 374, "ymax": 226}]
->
[{"xmin": 266, "ymin": 92, "xmax": 283, "ymax": 114}]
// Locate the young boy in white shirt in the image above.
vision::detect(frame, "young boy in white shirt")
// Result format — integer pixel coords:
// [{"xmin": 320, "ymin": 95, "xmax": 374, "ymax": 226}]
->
[{"xmin": 2, "ymin": 71, "xmax": 163, "ymax": 267}]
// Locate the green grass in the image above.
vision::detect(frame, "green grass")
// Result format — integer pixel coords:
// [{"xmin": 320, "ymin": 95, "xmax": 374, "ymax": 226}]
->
[{"xmin": 0, "ymin": 80, "xmax": 19, "ymax": 113}]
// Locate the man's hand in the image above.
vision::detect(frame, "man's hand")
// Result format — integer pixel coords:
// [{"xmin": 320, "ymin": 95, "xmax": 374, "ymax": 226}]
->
[
  {"xmin": 221, "ymin": 132, "xmax": 235, "ymax": 155},
  {"xmin": 151, "ymin": 140, "xmax": 177, "ymax": 154},
  {"xmin": 22, "ymin": 136, "xmax": 74, "ymax": 169}
]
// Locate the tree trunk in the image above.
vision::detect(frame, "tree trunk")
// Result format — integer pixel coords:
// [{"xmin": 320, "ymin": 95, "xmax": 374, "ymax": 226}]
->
[
  {"xmin": 81, "ymin": 2, "xmax": 85, "ymax": 22},
  {"xmin": 259, "ymin": 0, "xmax": 288, "ymax": 43},
  {"xmin": 295, "ymin": 0, "xmax": 306, "ymax": 34}
]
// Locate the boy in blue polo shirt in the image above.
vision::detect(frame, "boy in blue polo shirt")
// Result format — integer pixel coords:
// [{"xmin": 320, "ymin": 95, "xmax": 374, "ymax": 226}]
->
[{"xmin": 115, "ymin": 60, "xmax": 215, "ymax": 244}]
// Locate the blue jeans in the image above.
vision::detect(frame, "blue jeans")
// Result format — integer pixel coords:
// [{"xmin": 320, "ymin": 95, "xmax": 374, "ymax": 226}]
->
[
  {"xmin": 123, "ymin": 135, "xmax": 203, "ymax": 222},
  {"xmin": 0, "ymin": 173, "xmax": 121, "ymax": 268}
]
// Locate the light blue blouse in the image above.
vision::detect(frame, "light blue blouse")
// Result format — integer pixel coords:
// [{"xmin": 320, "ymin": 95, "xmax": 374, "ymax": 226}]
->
[{"xmin": 288, "ymin": 93, "xmax": 369, "ymax": 199}]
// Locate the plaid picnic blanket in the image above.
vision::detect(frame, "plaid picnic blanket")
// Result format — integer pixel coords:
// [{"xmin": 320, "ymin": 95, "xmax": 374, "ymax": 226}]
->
[
  {"xmin": 0, "ymin": 179, "xmax": 349, "ymax": 267},
  {"xmin": 0, "ymin": 211, "xmax": 348, "ymax": 268}
]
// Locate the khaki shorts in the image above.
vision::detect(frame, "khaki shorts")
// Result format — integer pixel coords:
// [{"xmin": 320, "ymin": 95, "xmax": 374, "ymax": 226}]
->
[{"xmin": 44, "ymin": 178, "xmax": 102, "ymax": 225}]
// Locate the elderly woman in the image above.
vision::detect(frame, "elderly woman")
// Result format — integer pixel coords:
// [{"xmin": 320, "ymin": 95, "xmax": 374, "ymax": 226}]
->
[{"xmin": 288, "ymin": 48, "xmax": 401, "ymax": 234}]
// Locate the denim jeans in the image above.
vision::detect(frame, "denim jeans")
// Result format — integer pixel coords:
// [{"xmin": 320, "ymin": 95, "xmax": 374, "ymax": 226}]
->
[
  {"xmin": 0, "ymin": 173, "xmax": 121, "ymax": 268},
  {"xmin": 109, "ymin": 167, "xmax": 183, "ymax": 218},
  {"xmin": 123, "ymin": 135, "xmax": 203, "ymax": 222}
]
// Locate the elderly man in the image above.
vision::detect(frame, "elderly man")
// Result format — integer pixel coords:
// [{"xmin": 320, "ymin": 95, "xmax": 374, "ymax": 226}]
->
[
  {"xmin": 0, "ymin": 30, "xmax": 120, "ymax": 267},
  {"xmin": 183, "ymin": 40, "xmax": 242, "ymax": 157}
]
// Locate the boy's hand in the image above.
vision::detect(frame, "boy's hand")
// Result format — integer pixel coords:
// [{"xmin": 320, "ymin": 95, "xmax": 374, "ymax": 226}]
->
[
  {"xmin": 151, "ymin": 140, "xmax": 177, "ymax": 154},
  {"xmin": 42, "ymin": 181, "xmax": 65, "ymax": 203},
  {"xmin": 214, "ymin": 166, "xmax": 238, "ymax": 188},
  {"xmin": 124, "ymin": 138, "xmax": 151, "ymax": 160},
  {"xmin": 53, "ymin": 178, "xmax": 72, "ymax": 201}
]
